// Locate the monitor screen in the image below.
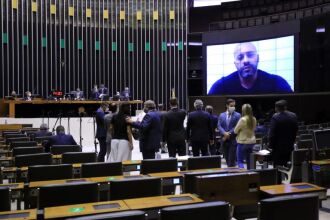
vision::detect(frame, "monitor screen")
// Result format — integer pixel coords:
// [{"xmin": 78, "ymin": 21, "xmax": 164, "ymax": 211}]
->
[
  {"xmin": 52, "ymin": 90, "xmax": 63, "ymax": 98},
  {"xmin": 206, "ymin": 36, "xmax": 295, "ymax": 95},
  {"xmin": 314, "ymin": 129, "xmax": 330, "ymax": 150}
]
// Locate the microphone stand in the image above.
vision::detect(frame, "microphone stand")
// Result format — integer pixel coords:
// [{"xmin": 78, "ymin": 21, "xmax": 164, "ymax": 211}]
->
[
  {"xmin": 52, "ymin": 113, "xmax": 62, "ymax": 134},
  {"xmin": 92, "ymin": 112, "xmax": 98, "ymax": 153},
  {"xmin": 79, "ymin": 113, "xmax": 83, "ymax": 147}
]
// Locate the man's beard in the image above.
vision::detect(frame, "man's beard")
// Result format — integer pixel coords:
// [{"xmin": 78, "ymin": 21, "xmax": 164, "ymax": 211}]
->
[{"xmin": 238, "ymin": 65, "xmax": 257, "ymax": 79}]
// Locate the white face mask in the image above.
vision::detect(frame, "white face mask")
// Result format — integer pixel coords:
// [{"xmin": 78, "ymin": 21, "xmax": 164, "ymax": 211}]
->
[{"xmin": 228, "ymin": 106, "xmax": 235, "ymax": 113}]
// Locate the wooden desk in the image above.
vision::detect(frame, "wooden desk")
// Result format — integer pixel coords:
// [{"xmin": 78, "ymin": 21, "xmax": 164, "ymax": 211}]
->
[
  {"xmin": 0, "ymin": 124, "xmax": 23, "ymax": 131},
  {"xmin": 0, "ymin": 209, "xmax": 36, "ymax": 220},
  {"xmin": 148, "ymin": 172, "xmax": 183, "ymax": 187},
  {"xmin": 3, "ymin": 100, "xmax": 143, "ymax": 118},
  {"xmin": 260, "ymin": 182, "xmax": 327, "ymax": 199},
  {"xmin": 123, "ymin": 194, "xmax": 203, "ymax": 210},
  {"xmin": 29, "ymin": 178, "xmax": 90, "ymax": 189},
  {"xmin": 44, "ymin": 200, "xmax": 129, "ymax": 219}
]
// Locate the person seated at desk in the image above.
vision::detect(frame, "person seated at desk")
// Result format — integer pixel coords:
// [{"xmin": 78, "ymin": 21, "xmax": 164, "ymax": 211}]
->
[
  {"xmin": 90, "ymin": 84, "xmax": 100, "ymax": 100},
  {"xmin": 99, "ymin": 84, "xmax": 108, "ymax": 97},
  {"xmin": 121, "ymin": 87, "xmax": 131, "ymax": 101},
  {"xmin": 44, "ymin": 125, "xmax": 77, "ymax": 152},
  {"xmin": 74, "ymin": 88, "xmax": 84, "ymax": 100},
  {"xmin": 35, "ymin": 123, "xmax": 53, "ymax": 137},
  {"xmin": 24, "ymin": 91, "xmax": 33, "ymax": 101}
]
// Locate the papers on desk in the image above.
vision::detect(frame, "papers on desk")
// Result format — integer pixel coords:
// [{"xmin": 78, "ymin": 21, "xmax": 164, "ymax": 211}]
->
[{"xmin": 258, "ymin": 149, "xmax": 270, "ymax": 155}]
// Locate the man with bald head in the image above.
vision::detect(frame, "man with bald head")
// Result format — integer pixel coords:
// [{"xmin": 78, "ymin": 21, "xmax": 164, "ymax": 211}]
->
[
  {"xmin": 208, "ymin": 42, "xmax": 292, "ymax": 95},
  {"xmin": 126, "ymin": 100, "xmax": 162, "ymax": 159}
]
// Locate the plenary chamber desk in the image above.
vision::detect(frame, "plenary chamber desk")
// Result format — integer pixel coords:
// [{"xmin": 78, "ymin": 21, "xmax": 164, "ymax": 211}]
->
[{"xmin": 1, "ymin": 100, "xmax": 143, "ymax": 118}]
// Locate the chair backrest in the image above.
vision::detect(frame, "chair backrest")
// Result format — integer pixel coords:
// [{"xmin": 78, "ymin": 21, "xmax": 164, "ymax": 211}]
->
[
  {"xmin": 140, "ymin": 158, "xmax": 178, "ymax": 174},
  {"xmin": 4, "ymin": 133, "xmax": 26, "ymax": 140},
  {"xmin": 28, "ymin": 164, "xmax": 73, "ymax": 181},
  {"xmin": 297, "ymin": 139, "xmax": 314, "ymax": 149},
  {"xmin": 250, "ymin": 168, "xmax": 278, "ymax": 186},
  {"xmin": 62, "ymin": 152, "xmax": 97, "ymax": 164},
  {"xmin": 81, "ymin": 162, "xmax": 123, "ymax": 178},
  {"xmin": 290, "ymin": 149, "xmax": 309, "ymax": 183},
  {"xmin": 0, "ymin": 187, "xmax": 11, "ymax": 211},
  {"xmin": 35, "ymin": 136, "xmax": 51, "ymax": 144},
  {"xmin": 187, "ymin": 156, "xmax": 221, "ymax": 170},
  {"xmin": 50, "ymin": 145, "xmax": 82, "ymax": 155},
  {"xmin": 66, "ymin": 210, "xmax": 146, "ymax": 220},
  {"xmin": 299, "ymin": 134, "xmax": 313, "ymax": 141},
  {"xmin": 161, "ymin": 201, "xmax": 230, "ymax": 220},
  {"xmin": 11, "ymin": 141, "xmax": 38, "ymax": 148},
  {"xmin": 0, "ymin": 168, "xmax": 3, "ymax": 184},
  {"xmin": 12, "ymin": 147, "xmax": 44, "ymax": 156},
  {"xmin": 292, "ymin": 149, "xmax": 309, "ymax": 166},
  {"xmin": 259, "ymin": 193, "xmax": 319, "ymax": 220},
  {"xmin": 15, "ymin": 153, "xmax": 52, "ymax": 167},
  {"xmin": 109, "ymin": 177, "xmax": 162, "ymax": 200},
  {"xmin": 38, "ymin": 182, "xmax": 99, "ymax": 209},
  {"xmin": 6, "ymin": 137, "xmax": 29, "ymax": 145}
]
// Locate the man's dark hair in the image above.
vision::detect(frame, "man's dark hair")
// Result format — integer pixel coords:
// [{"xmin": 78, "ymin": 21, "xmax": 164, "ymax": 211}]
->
[
  {"xmin": 108, "ymin": 103, "xmax": 117, "ymax": 113},
  {"xmin": 275, "ymin": 100, "xmax": 287, "ymax": 112},
  {"xmin": 158, "ymin": 103, "xmax": 164, "ymax": 111},
  {"xmin": 169, "ymin": 98, "xmax": 178, "ymax": 107},
  {"xmin": 226, "ymin": 98, "xmax": 235, "ymax": 105},
  {"xmin": 205, "ymin": 105, "xmax": 213, "ymax": 114},
  {"xmin": 56, "ymin": 125, "xmax": 65, "ymax": 134},
  {"xmin": 119, "ymin": 104, "xmax": 131, "ymax": 115},
  {"xmin": 100, "ymin": 102, "xmax": 109, "ymax": 108}
]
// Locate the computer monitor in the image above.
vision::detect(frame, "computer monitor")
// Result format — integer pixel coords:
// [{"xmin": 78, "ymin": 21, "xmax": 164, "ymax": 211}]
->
[
  {"xmin": 51, "ymin": 90, "xmax": 64, "ymax": 98},
  {"xmin": 313, "ymin": 129, "xmax": 330, "ymax": 151}
]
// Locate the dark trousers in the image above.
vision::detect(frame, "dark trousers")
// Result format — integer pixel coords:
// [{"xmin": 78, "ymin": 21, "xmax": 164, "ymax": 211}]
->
[
  {"xmin": 97, "ymin": 137, "xmax": 107, "ymax": 162},
  {"xmin": 167, "ymin": 140, "xmax": 186, "ymax": 158},
  {"xmin": 191, "ymin": 141, "xmax": 209, "ymax": 157},
  {"xmin": 142, "ymin": 149, "xmax": 156, "ymax": 159},
  {"xmin": 223, "ymin": 139, "xmax": 237, "ymax": 167}
]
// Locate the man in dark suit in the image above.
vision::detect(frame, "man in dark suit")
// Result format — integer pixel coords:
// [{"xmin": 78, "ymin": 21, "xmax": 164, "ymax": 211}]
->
[
  {"xmin": 186, "ymin": 99, "xmax": 213, "ymax": 157},
  {"xmin": 44, "ymin": 125, "xmax": 77, "ymax": 152},
  {"xmin": 205, "ymin": 105, "xmax": 219, "ymax": 155},
  {"xmin": 35, "ymin": 123, "xmax": 52, "ymax": 137},
  {"xmin": 218, "ymin": 99, "xmax": 241, "ymax": 167},
  {"xmin": 91, "ymin": 84, "xmax": 100, "ymax": 100},
  {"xmin": 268, "ymin": 100, "xmax": 298, "ymax": 167},
  {"xmin": 127, "ymin": 100, "xmax": 161, "ymax": 159},
  {"xmin": 96, "ymin": 102, "xmax": 109, "ymax": 162},
  {"xmin": 163, "ymin": 98, "xmax": 187, "ymax": 158},
  {"xmin": 98, "ymin": 84, "xmax": 108, "ymax": 99}
]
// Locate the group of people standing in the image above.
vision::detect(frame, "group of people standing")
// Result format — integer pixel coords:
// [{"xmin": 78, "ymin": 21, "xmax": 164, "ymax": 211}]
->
[{"xmin": 95, "ymin": 97, "xmax": 298, "ymax": 170}]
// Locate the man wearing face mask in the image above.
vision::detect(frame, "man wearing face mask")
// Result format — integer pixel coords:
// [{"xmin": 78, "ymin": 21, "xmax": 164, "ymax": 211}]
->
[
  {"xmin": 126, "ymin": 100, "xmax": 162, "ymax": 159},
  {"xmin": 208, "ymin": 42, "xmax": 292, "ymax": 95},
  {"xmin": 218, "ymin": 99, "xmax": 241, "ymax": 167}
]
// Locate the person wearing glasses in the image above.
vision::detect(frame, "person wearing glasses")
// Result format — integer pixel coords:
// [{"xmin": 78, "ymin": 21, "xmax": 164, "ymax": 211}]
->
[{"xmin": 208, "ymin": 42, "xmax": 292, "ymax": 95}]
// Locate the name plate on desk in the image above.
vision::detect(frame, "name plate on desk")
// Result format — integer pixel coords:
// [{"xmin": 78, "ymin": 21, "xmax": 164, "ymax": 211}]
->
[
  {"xmin": 93, "ymin": 203, "xmax": 120, "ymax": 210},
  {"xmin": 0, "ymin": 212, "xmax": 30, "ymax": 219},
  {"xmin": 168, "ymin": 196, "xmax": 193, "ymax": 202}
]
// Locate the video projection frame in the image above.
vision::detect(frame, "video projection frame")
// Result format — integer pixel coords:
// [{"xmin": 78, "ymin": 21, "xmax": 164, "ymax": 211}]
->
[{"xmin": 202, "ymin": 20, "xmax": 300, "ymax": 96}]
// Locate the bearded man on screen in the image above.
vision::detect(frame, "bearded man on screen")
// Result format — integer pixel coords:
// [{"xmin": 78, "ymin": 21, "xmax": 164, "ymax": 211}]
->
[{"xmin": 208, "ymin": 42, "xmax": 293, "ymax": 95}]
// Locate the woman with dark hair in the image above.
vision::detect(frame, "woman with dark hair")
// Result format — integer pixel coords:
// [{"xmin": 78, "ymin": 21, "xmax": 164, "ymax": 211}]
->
[
  {"xmin": 108, "ymin": 104, "xmax": 133, "ymax": 162},
  {"xmin": 234, "ymin": 104, "xmax": 256, "ymax": 169}
]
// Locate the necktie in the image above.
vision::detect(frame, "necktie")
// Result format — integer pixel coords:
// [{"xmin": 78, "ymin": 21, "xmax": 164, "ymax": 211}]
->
[{"xmin": 226, "ymin": 114, "xmax": 231, "ymax": 128}]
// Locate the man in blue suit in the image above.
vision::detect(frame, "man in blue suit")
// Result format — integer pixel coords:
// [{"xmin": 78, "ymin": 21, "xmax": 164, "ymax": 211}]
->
[
  {"xmin": 218, "ymin": 99, "xmax": 241, "ymax": 167},
  {"xmin": 186, "ymin": 99, "xmax": 214, "ymax": 157},
  {"xmin": 127, "ymin": 100, "xmax": 161, "ymax": 159},
  {"xmin": 44, "ymin": 125, "xmax": 77, "ymax": 152},
  {"xmin": 96, "ymin": 102, "xmax": 108, "ymax": 162}
]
